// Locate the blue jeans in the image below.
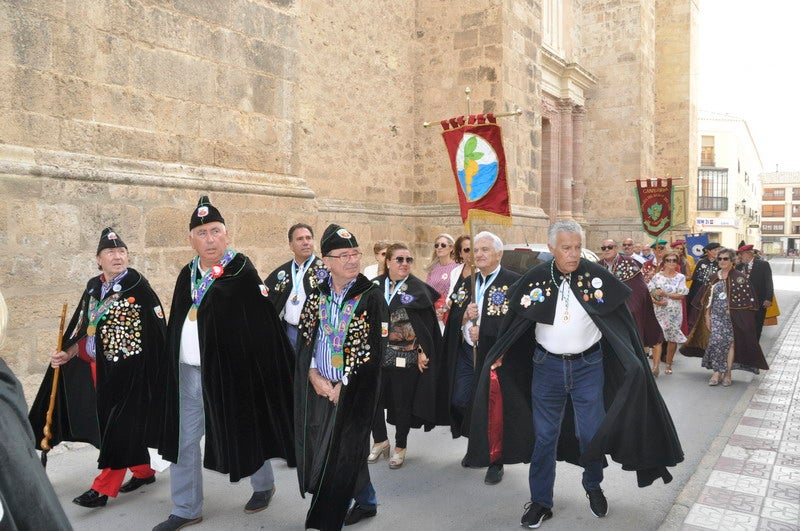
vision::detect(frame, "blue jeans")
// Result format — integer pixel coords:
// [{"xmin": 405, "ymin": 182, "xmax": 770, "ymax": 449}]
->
[
  {"xmin": 529, "ymin": 346, "xmax": 605, "ymax": 508},
  {"xmin": 353, "ymin": 481, "xmax": 377, "ymax": 510}
]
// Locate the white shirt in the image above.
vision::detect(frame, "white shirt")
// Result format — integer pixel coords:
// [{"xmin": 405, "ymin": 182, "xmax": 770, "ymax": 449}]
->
[
  {"xmin": 179, "ymin": 315, "xmax": 201, "ymax": 366},
  {"xmin": 462, "ymin": 265, "xmax": 501, "ymax": 347},
  {"xmin": 282, "ymin": 258, "xmax": 310, "ymax": 326},
  {"xmin": 535, "ymin": 279, "xmax": 602, "ymax": 354}
]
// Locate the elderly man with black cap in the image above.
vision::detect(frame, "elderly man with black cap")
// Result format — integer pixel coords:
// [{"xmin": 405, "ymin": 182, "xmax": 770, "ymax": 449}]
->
[
  {"xmin": 264, "ymin": 223, "xmax": 328, "ymax": 351},
  {"xmin": 686, "ymin": 242, "xmax": 721, "ymax": 330},
  {"xmin": 152, "ymin": 197, "xmax": 295, "ymax": 531},
  {"xmin": 294, "ymin": 223, "xmax": 388, "ymax": 530},
  {"xmin": 32, "ymin": 227, "xmax": 167, "ymax": 508},
  {"xmin": 736, "ymin": 243, "xmax": 774, "ymax": 339}
]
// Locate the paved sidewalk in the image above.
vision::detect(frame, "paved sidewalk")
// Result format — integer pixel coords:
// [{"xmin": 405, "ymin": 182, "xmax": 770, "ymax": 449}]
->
[{"xmin": 679, "ymin": 301, "xmax": 800, "ymax": 530}]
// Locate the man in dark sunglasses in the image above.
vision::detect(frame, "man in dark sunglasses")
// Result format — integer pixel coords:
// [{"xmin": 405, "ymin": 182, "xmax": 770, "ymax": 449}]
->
[
  {"xmin": 686, "ymin": 242, "xmax": 721, "ymax": 330},
  {"xmin": 598, "ymin": 239, "xmax": 662, "ymax": 352}
]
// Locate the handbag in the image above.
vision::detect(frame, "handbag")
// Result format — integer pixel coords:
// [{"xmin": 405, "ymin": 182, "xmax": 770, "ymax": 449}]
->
[{"xmin": 382, "ymin": 343, "xmax": 422, "ymax": 369}]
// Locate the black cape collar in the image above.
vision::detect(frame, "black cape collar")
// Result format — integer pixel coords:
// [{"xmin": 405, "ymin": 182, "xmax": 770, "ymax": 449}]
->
[{"xmin": 509, "ymin": 258, "xmax": 630, "ymax": 324}]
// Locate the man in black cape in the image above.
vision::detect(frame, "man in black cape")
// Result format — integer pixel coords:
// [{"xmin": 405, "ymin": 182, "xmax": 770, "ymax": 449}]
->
[
  {"xmin": 2, "ymin": 291, "xmax": 73, "ymax": 530},
  {"xmin": 152, "ymin": 196, "xmax": 295, "ymax": 531},
  {"xmin": 735, "ymin": 243, "xmax": 774, "ymax": 339},
  {"xmin": 30, "ymin": 227, "xmax": 167, "ymax": 508},
  {"xmin": 442, "ymin": 231, "xmax": 520, "ymax": 485},
  {"xmin": 464, "ymin": 221, "xmax": 683, "ymax": 528},
  {"xmin": 263, "ymin": 223, "xmax": 328, "ymax": 351},
  {"xmin": 294, "ymin": 224, "xmax": 388, "ymax": 530}
]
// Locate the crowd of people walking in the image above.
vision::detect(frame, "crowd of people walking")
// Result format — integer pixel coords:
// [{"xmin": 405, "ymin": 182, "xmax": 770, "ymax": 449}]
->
[{"xmin": 1, "ymin": 204, "xmax": 775, "ymax": 530}]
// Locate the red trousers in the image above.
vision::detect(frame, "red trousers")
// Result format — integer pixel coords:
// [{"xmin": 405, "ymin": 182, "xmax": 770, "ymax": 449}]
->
[{"xmin": 91, "ymin": 464, "xmax": 155, "ymax": 497}]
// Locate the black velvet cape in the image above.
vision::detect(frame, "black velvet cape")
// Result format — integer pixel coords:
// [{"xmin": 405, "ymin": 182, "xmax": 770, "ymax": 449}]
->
[
  {"xmin": 373, "ymin": 274, "xmax": 441, "ymax": 429},
  {"xmin": 440, "ymin": 267, "xmax": 521, "ymax": 437},
  {"xmin": 264, "ymin": 256, "xmax": 328, "ymax": 316},
  {"xmin": 29, "ymin": 268, "xmax": 166, "ymax": 469},
  {"xmin": 156, "ymin": 253, "xmax": 296, "ymax": 481},
  {"xmin": 2, "ymin": 358, "xmax": 73, "ymax": 530},
  {"xmin": 294, "ymin": 274, "xmax": 388, "ymax": 531},
  {"xmin": 464, "ymin": 259, "xmax": 684, "ymax": 488}
]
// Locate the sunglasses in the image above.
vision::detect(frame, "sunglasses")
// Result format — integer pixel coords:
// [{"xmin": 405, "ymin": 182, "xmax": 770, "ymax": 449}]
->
[
  {"xmin": 434, "ymin": 242, "xmax": 450, "ymax": 249},
  {"xmin": 717, "ymin": 256, "xmax": 731, "ymax": 262},
  {"xmin": 393, "ymin": 256, "xmax": 414, "ymax": 264},
  {"xmin": 600, "ymin": 245, "xmax": 616, "ymax": 251},
  {"xmin": 663, "ymin": 258, "xmax": 678, "ymax": 263},
  {"xmin": 461, "ymin": 247, "xmax": 471, "ymax": 253}
]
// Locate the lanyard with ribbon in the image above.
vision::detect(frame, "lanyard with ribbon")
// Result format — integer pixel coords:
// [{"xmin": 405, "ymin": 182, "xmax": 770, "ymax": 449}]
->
[
  {"xmin": 188, "ymin": 249, "xmax": 237, "ymax": 321},
  {"xmin": 475, "ymin": 270, "xmax": 498, "ymax": 309},
  {"xmin": 384, "ymin": 277, "xmax": 407, "ymax": 304},
  {"xmin": 319, "ymin": 294, "xmax": 360, "ymax": 369},
  {"xmin": 290, "ymin": 255, "xmax": 315, "ymax": 305}
]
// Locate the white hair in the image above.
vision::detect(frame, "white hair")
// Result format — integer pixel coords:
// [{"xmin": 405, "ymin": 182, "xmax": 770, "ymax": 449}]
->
[
  {"xmin": 473, "ymin": 231, "xmax": 503, "ymax": 251},
  {"xmin": 548, "ymin": 220, "xmax": 583, "ymax": 246}
]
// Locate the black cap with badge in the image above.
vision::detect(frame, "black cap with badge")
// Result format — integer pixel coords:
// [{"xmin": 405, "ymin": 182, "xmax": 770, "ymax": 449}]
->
[
  {"xmin": 97, "ymin": 227, "xmax": 128, "ymax": 255},
  {"xmin": 320, "ymin": 224, "xmax": 359, "ymax": 255},
  {"xmin": 190, "ymin": 195, "xmax": 225, "ymax": 230}
]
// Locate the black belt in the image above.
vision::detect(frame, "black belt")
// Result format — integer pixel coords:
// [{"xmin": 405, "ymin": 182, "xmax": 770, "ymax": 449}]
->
[{"xmin": 538, "ymin": 342, "xmax": 601, "ymax": 361}]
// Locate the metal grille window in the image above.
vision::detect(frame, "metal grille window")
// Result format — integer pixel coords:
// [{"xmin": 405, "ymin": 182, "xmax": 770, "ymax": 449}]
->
[
  {"xmin": 762, "ymin": 223, "xmax": 784, "ymax": 234},
  {"xmin": 697, "ymin": 168, "xmax": 728, "ymax": 211}
]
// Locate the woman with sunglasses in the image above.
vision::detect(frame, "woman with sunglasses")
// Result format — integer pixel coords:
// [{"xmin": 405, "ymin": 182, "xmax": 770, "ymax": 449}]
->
[
  {"xmin": 647, "ymin": 251, "xmax": 688, "ymax": 376},
  {"xmin": 425, "ymin": 234, "xmax": 459, "ymax": 332},
  {"xmin": 681, "ymin": 248, "xmax": 769, "ymax": 386},
  {"xmin": 369, "ymin": 243, "xmax": 441, "ymax": 469}
]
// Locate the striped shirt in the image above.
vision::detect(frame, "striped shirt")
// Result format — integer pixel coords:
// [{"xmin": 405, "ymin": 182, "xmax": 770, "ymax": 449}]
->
[{"xmin": 312, "ymin": 277, "xmax": 357, "ymax": 381}]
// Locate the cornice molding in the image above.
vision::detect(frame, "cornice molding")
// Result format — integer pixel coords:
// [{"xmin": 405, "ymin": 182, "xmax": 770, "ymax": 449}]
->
[
  {"xmin": 0, "ymin": 143, "xmax": 315, "ymax": 198},
  {"xmin": 540, "ymin": 46, "xmax": 598, "ymax": 106}
]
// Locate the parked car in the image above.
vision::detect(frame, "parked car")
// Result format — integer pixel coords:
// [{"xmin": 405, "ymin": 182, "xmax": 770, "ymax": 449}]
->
[{"xmin": 500, "ymin": 243, "xmax": 599, "ymax": 275}]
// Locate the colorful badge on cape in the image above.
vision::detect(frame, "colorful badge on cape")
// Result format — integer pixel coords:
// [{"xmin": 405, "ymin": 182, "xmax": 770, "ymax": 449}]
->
[
  {"xmin": 277, "ymin": 270, "xmax": 287, "ymax": 281},
  {"xmin": 591, "ymin": 277, "xmax": 603, "ymax": 289},
  {"xmin": 259, "ymin": 284, "xmax": 269, "ymax": 297},
  {"xmin": 381, "ymin": 322, "xmax": 389, "ymax": 337},
  {"xmin": 154, "ymin": 305, "xmax": 164, "ymax": 319}
]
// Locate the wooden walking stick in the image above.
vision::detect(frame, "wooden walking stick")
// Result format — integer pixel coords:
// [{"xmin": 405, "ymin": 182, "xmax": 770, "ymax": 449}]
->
[{"xmin": 40, "ymin": 302, "xmax": 68, "ymax": 467}]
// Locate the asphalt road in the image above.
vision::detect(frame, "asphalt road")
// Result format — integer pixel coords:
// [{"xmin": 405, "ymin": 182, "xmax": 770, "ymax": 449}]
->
[{"xmin": 43, "ymin": 258, "xmax": 800, "ymax": 530}]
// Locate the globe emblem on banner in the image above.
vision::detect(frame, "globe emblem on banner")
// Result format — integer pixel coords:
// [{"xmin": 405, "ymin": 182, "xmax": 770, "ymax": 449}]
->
[
  {"xmin": 456, "ymin": 133, "xmax": 499, "ymax": 202},
  {"xmin": 691, "ymin": 243, "xmax": 705, "ymax": 257}
]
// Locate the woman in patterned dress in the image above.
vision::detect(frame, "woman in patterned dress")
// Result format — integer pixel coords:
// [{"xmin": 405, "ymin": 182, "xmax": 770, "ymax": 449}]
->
[
  {"xmin": 425, "ymin": 234, "xmax": 460, "ymax": 332},
  {"xmin": 680, "ymin": 248, "xmax": 769, "ymax": 387},
  {"xmin": 648, "ymin": 251, "xmax": 689, "ymax": 376}
]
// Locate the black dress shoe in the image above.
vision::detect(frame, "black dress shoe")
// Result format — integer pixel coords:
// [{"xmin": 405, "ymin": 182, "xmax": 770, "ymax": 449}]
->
[
  {"xmin": 244, "ymin": 487, "xmax": 276, "ymax": 514},
  {"xmin": 344, "ymin": 504, "xmax": 377, "ymax": 526},
  {"xmin": 73, "ymin": 489, "xmax": 108, "ymax": 508},
  {"xmin": 119, "ymin": 474, "xmax": 156, "ymax": 493},
  {"xmin": 484, "ymin": 463, "xmax": 504, "ymax": 485}
]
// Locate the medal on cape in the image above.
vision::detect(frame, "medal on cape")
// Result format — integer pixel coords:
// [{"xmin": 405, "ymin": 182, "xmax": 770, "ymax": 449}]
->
[
  {"xmin": 190, "ymin": 249, "xmax": 237, "ymax": 322},
  {"xmin": 86, "ymin": 294, "xmax": 120, "ymax": 336},
  {"xmin": 719, "ymin": 291, "xmax": 727, "ymax": 300}
]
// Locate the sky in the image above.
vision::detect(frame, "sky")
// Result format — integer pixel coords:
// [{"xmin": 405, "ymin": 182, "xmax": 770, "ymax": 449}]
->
[{"xmin": 698, "ymin": 0, "xmax": 800, "ymax": 172}]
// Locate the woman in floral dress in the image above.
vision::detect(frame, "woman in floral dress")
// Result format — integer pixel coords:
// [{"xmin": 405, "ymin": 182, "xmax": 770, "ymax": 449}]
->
[
  {"xmin": 680, "ymin": 248, "xmax": 769, "ymax": 386},
  {"xmin": 648, "ymin": 251, "xmax": 689, "ymax": 376}
]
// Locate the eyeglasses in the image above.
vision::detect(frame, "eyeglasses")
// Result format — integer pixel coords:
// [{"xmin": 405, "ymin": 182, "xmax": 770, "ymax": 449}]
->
[
  {"xmin": 655, "ymin": 246, "xmax": 665, "ymax": 251},
  {"xmin": 326, "ymin": 251, "xmax": 363, "ymax": 263},
  {"xmin": 717, "ymin": 256, "xmax": 731, "ymax": 262},
  {"xmin": 393, "ymin": 256, "xmax": 414, "ymax": 264},
  {"xmin": 461, "ymin": 247, "xmax": 471, "ymax": 253},
  {"xmin": 434, "ymin": 242, "xmax": 450, "ymax": 249},
  {"xmin": 600, "ymin": 245, "xmax": 616, "ymax": 251},
  {"xmin": 622, "ymin": 243, "xmax": 633, "ymax": 247},
  {"xmin": 663, "ymin": 258, "xmax": 678, "ymax": 263}
]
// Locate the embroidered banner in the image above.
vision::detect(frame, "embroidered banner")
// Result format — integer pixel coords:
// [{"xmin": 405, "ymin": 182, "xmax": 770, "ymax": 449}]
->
[
  {"xmin": 636, "ymin": 179, "xmax": 673, "ymax": 237},
  {"xmin": 441, "ymin": 114, "xmax": 512, "ymax": 231},
  {"xmin": 685, "ymin": 233, "xmax": 709, "ymax": 261}
]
